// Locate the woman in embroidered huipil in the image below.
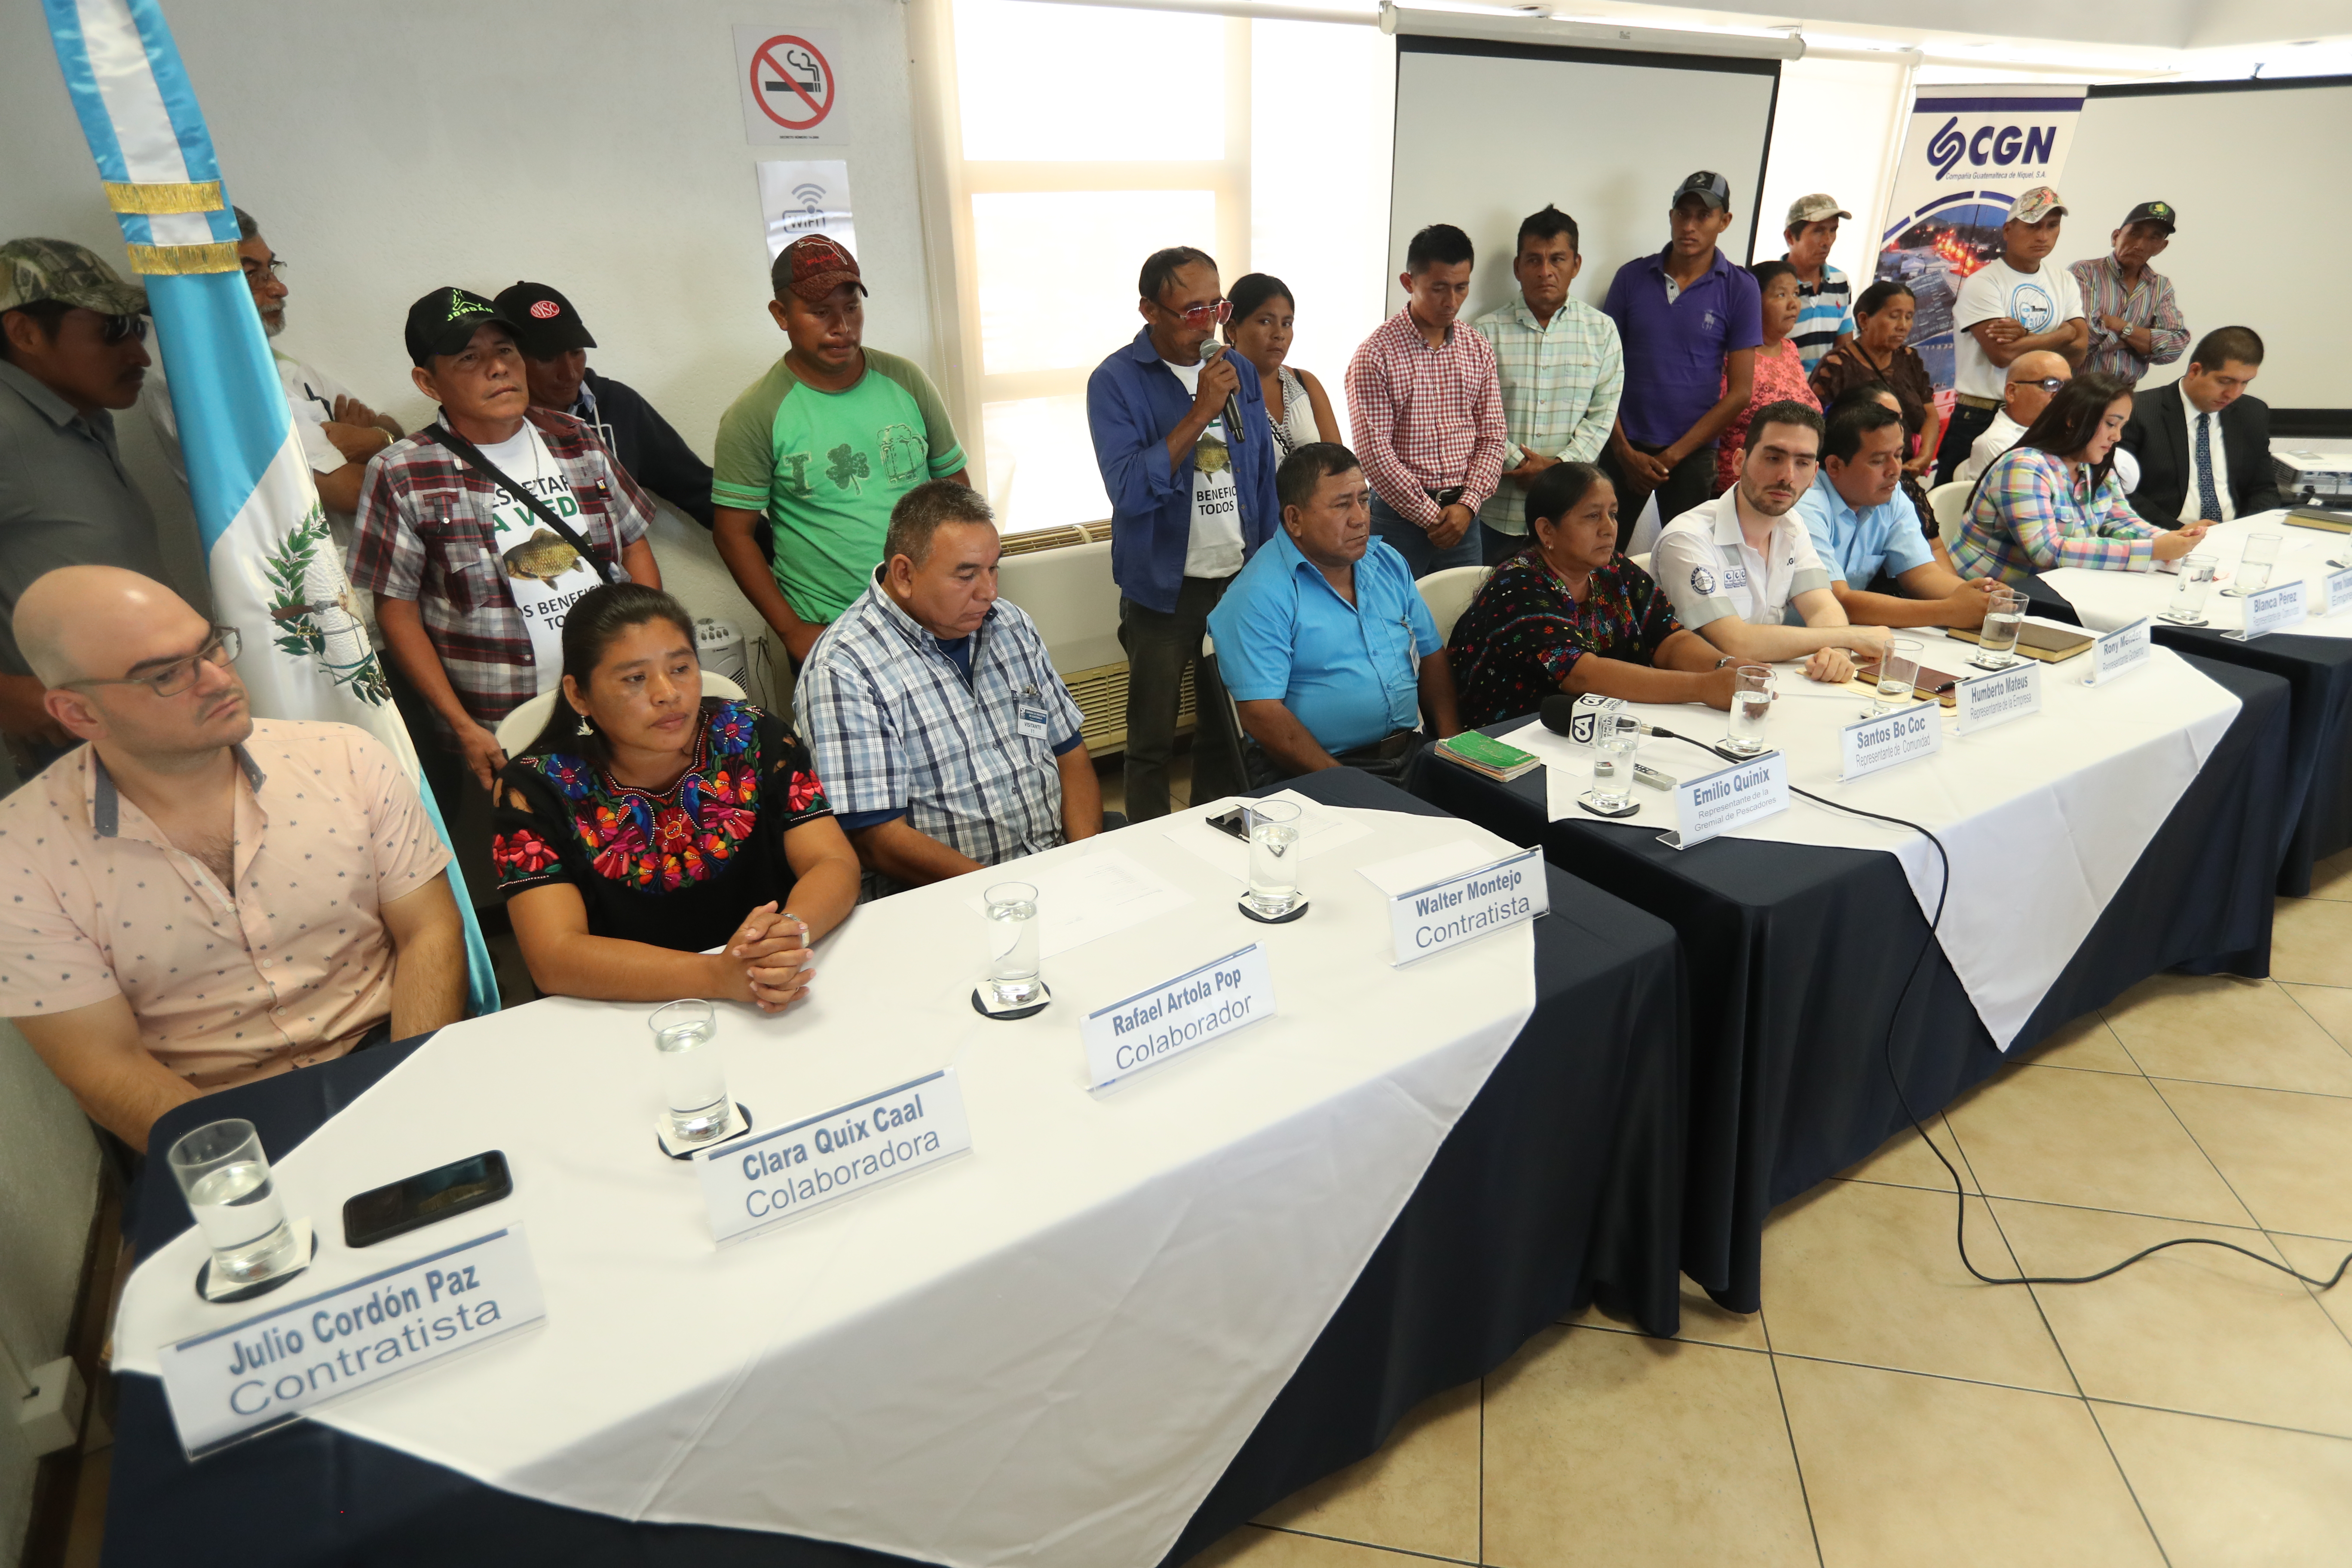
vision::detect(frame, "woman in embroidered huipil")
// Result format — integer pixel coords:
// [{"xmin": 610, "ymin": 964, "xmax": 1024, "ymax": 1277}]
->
[
  {"xmin": 491, "ymin": 585, "xmax": 860, "ymax": 1011},
  {"xmin": 1447, "ymin": 462, "xmax": 1743, "ymax": 729}
]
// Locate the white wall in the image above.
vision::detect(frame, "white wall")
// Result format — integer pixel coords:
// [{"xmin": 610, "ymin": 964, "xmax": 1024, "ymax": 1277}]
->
[
  {"xmin": 0, "ymin": 1025, "xmax": 101, "ymax": 1565},
  {"xmin": 0, "ymin": 0, "xmax": 936, "ymax": 679},
  {"xmin": 1756, "ymin": 55, "xmax": 1910, "ymax": 288}
]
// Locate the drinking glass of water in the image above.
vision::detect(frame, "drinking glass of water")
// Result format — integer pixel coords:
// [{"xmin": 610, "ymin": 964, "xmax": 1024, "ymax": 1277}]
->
[
  {"xmin": 1970, "ymin": 587, "xmax": 2028, "ymax": 670},
  {"xmin": 649, "ymin": 998, "xmax": 732, "ymax": 1146},
  {"xmin": 168, "ymin": 1119, "xmax": 299, "ymax": 1286},
  {"xmin": 1589, "ymin": 718, "xmax": 1638, "ymax": 811},
  {"xmin": 2164, "ymin": 553, "xmax": 2217, "ymax": 624},
  {"xmin": 1869, "ymin": 638, "xmax": 1925, "ymax": 718},
  {"xmin": 2225, "ymin": 530, "xmax": 2284, "ymax": 597},
  {"xmin": 1241, "ymin": 800, "xmax": 1305, "ymax": 919},
  {"xmin": 1724, "ymin": 665, "xmax": 1774, "ymax": 756},
  {"xmin": 983, "ymin": 880, "xmax": 1044, "ymax": 1006}
]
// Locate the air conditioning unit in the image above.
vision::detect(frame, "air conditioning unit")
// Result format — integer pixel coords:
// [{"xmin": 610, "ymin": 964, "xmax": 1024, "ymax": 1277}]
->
[{"xmin": 997, "ymin": 527, "xmax": 1195, "ymax": 756}]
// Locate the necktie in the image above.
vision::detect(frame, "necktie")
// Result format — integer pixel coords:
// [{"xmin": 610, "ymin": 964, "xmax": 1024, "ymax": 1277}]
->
[{"xmin": 2194, "ymin": 411, "xmax": 2223, "ymax": 522}]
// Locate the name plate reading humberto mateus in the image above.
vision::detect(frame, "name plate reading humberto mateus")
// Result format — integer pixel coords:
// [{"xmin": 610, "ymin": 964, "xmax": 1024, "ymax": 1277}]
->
[
  {"xmin": 1386, "ymin": 846, "xmax": 1548, "ymax": 965},
  {"xmin": 1954, "ymin": 662, "xmax": 2043, "ymax": 735},
  {"xmin": 157, "ymin": 1226, "xmax": 546, "ymax": 1459},
  {"xmin": 700, "ymin": 1070, "xmax": 973, "ymax": 1243},
  {"xmin": 1840, "ymin": 704, "xmax": 1942, "ymax": 782},
  {"xmin": 2083, "ymin": 616, "xmax": 2153, "ymax": 686},
  {"xmin": 1083, "ymin": 944, "xmax": 1274, "ymax": 1089}
]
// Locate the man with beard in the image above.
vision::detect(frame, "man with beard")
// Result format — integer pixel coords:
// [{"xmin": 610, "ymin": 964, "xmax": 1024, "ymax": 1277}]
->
[{"xmin": 1650, "ymin": 401, "xmax": 1885, "ymax": 683}]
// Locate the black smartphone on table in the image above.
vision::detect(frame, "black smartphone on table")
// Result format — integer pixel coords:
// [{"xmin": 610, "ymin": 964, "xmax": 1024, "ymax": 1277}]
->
[
  {"xmin": 343, "ymin": 1151, "xmax": 513, "ymax": 1248},
  {"xmin": 1206, "ymin": 806, "xmax": 1250, "ymax": 842}
]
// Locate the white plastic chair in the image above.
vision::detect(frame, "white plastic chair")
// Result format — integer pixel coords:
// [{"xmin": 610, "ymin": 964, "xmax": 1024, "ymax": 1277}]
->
[
  {"xmin": 1415, "ymin": 565, "xmax": 1493, "ymax": 644},
  {"xmin": 1628, "ymin": 551, "xmax": 1653, "ymax": 576},
  {"xmin": 493, "ymin": 671, "xmax": 748, "ymax": 756},
  {"xmin": 1927, "ymin": 481, "xmax": 1973, "ymax": 548}
]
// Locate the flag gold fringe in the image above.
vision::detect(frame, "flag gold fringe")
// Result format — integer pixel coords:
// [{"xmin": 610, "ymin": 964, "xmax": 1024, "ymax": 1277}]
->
[
  {"xmin": 126, "ymin": 240, "xmax": 239, "ymax": 275},
  {"xmin": 104, "ymin": 179, "xmax": 224, "ymax": 214}
]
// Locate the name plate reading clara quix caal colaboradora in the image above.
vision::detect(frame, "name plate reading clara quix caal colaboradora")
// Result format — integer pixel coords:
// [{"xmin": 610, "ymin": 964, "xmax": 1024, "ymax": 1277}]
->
[
  {"xmin": 1082, "ymin": 943, "xmax": 1276, "ymax": 1089},
  {"xmin": 698, "ymin": 1069, "xmax": 973, "ymax": 1243},
  {"xmin": 157, "ymin": 1226, "xmax": 546, "ymax": 1458}
]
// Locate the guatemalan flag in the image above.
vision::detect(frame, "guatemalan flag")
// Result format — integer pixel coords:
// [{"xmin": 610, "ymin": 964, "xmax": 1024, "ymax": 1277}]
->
[{"xmin": 40, "ymin": 0, "xmax": 500, "ymax": 1017}]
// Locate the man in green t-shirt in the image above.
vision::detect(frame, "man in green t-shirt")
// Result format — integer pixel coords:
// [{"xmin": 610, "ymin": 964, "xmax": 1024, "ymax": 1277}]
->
[{"xmin": 713, "ymin": 237, "xmax": 968, "ymax": 662}]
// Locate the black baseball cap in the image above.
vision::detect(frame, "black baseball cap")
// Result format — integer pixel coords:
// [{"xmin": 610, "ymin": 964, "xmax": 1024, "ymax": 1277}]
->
[
  {"xmin": 1673, "ymin": 171, "xmax": 1731, "ymax": 211},
  {"xmin": 494, "ymin": 281, "xmax": 597, "ymax": 357},
  {"xmin": 404, "ymin": 287, "xmax": 517, "ymax": 367},
  {"xmin": 2122, "ymin": 200, "xmax": 2177, "ymax": 233}
]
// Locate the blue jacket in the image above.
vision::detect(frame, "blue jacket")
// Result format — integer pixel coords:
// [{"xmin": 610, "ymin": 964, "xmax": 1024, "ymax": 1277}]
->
[{"xmin": 1086, "ymin": 327, "xmax": 1281, "ymax": 615}]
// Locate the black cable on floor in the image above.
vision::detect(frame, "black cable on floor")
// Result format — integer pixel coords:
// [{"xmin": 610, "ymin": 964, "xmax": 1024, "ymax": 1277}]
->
[{"xmin": 1641, "ymin": 724, "xmax": 2351, "ymax": 1292}]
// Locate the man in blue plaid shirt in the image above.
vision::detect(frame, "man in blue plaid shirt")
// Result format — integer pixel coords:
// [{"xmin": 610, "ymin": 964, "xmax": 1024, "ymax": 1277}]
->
[{"xmin": 795, "ymin": 481, "xmax": 1104, "ymax": 897}]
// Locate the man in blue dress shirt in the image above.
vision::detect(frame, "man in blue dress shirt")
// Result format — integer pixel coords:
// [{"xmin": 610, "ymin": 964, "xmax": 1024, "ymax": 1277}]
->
[
  {"xmin": 1793, "ymin": 400, "xmax": 1997, "ymax": 629},
  {"xmin": 1207, "ymin": 443, "xmax": 1461, "ymax": 784}
]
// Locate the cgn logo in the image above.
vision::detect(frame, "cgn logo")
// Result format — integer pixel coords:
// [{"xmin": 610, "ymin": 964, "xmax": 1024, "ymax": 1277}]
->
[{"xmin": 1926, "ymin": 115, "xmax": 2061, "ymax": 179}]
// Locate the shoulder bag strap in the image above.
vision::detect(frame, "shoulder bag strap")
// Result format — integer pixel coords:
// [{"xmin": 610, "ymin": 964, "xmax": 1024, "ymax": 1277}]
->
[{"xmin": 422, "ymin": 421, "xmax": 624, "ymax": 585}]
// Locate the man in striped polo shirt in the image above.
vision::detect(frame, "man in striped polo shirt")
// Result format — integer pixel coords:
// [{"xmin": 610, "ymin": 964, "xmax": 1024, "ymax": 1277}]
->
[{"xmin": 1781, "ymin": 193, "xmax": 1855, "ymax": 375}]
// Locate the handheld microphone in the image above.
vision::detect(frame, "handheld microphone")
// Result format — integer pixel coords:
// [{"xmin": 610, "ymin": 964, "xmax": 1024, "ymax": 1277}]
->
[{"xmin": 1200, "ymin": 340, "xmax": 1246, "ymax": 444}]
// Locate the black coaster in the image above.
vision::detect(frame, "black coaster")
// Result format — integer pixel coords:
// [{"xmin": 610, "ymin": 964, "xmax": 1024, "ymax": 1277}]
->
[
  {"xmin": 1237, "ymin": 896, "xmax": 1309, "ymax": 925},
  {"xmin": 2159, "ymin": 614, "xmax": 2209, "ymax": 628},
  {"xmin": 658, "ymin": 1101, "xmax": 754, "ymax": 1161},
  {"xmin": 1577, "ymin": 791, "xmax": 1639, "ymax": 819},
  {"xmin": 971, "ymin": 982, "xmax": 1051, "ymax": 1021},
  {"xmin": 195, "ymin": 1227, "xmax": 319, "ymax": 1305},
  {"xmin": 1709, "ymin": 742, "xmax": 1777, "ymax": 766}
]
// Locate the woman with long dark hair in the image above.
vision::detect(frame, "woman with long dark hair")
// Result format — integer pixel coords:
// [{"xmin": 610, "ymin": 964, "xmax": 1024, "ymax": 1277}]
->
[
  {"xmin": 1222, "ymin": 273, "xmax": 1341, "ymax": 455},
  {"xmin": 490, "ymin": 584, "xmax": 861, "ymax": 1010},
  {"xmin": 1954, "ymin": 371, "xmax": 2210, "ymax": 584},
  {"xmin": 1809, "ymin": 279, "xmax": 1941, "ymax": 482}
]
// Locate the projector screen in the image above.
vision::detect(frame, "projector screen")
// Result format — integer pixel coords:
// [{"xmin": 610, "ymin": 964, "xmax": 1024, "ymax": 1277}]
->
[
  {"xmin": 1388, "ymin": 36, "xmax": 1782, "ymax": 329},
  {"xmin": 2067, "ymin": 77, "xmax": 2352, "ymax": 411}
]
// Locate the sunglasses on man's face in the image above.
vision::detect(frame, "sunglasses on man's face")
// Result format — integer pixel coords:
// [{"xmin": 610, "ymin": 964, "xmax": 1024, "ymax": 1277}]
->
[
  {"xmin": 99, "ymin": 312, "xmax": 150, "ymax": 346},
  {"xmin": 2017, "ymin": 377, "xmax": 2064, "ymax": 394},
  {"xmin": 1166, "ymin": 298, "xmax": 1231, "ymax": 327}
]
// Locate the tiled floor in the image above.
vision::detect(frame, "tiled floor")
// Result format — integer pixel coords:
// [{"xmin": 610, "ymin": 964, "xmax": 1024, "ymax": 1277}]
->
[{"xmin": 1190, "ymin": 852, "xmax": 2352, "ymax": 1568}]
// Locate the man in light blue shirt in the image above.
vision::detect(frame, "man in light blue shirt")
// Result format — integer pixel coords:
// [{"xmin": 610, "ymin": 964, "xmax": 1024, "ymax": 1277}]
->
[
  {"xmin": 1208, "ymin": 443, "xmax": 1461, "ymax": 783},
  {"xmin": 1793, "ymin": 401, "xmax": 1997, "ymax": 629}
]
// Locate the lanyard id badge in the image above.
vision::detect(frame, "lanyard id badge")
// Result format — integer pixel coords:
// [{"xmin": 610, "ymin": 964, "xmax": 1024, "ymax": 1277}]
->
[{"xmin": 1016, "ymin": 683, "xmax": 1050, "ymax": 741}]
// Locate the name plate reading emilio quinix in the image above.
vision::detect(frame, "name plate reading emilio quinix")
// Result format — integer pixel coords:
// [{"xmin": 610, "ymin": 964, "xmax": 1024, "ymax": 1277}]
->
[
  {"xmin": 157, "ymin": 1226, "xmax": 546, "ymax": 1458},
  {"xmin": 1663, "ymin": 750, "xmax": 1788, "ymax": 850},
  {"xmin": 1083, "ymin": 943, "xmax": 1275, "ymax": 1089},
  {"xmin": 699, "ymin": 1070, "xmax": 973, "ymax": 1243}
]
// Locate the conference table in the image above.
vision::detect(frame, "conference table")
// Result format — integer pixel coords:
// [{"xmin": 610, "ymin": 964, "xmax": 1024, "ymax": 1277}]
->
[
  {"xmin": 1415, "ymin": 632, "xmax": 2294, "ymax": 1314},
  {"xmin": 2025, "ymin": 509, "xmax": 2352, "ymax": 894},
  {"xmin": 102, "ymin": 770, "xmax": 1687, "ymax": 1568}
]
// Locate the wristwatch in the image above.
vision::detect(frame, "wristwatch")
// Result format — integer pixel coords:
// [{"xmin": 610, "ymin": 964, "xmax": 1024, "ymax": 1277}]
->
[{"xmin": 1715, "ymin": 656, "xmax": 1735, "ymax": 670}]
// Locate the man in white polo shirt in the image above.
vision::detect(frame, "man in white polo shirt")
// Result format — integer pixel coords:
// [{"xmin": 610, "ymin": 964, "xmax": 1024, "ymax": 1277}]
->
[
  {"xmin": 1932, "ymin": 186, "xmax": 2089, "ymax": 484},
  {"xmin": 1652, "ymin": 400, "xmax": 1888, "ymax": 684}
]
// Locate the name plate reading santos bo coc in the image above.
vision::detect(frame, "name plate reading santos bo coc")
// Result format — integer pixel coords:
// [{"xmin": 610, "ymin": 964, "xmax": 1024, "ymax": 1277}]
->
[{"xmin": 1840, "ymin": 704, "xmax": 1942, "ymax": 782}]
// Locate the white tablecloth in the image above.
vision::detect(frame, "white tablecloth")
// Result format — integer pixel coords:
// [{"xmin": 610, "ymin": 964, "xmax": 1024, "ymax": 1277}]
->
[
  {"xmin": 113, "ymin": 798, "xmax": 1536, "ymax": 1568},
  {"xmin": 1503, "ymin": 630, "xmax": 2241, "ymax": 1049},
  {"xmin": 2044, "ymin": 510, "xmax": 2352, "ymax": 638}
]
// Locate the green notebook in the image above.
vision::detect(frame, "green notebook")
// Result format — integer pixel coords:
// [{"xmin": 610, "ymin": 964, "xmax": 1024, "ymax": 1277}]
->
[{"xmin": 1436, "ymin": 732, "xmax": 1542, "ymax": 781}]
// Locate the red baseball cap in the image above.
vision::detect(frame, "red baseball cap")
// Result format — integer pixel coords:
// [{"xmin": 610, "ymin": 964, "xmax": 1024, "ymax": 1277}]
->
[{"xmin": 773, "ymin": 236, "xmax": 867, "ymax": 303}]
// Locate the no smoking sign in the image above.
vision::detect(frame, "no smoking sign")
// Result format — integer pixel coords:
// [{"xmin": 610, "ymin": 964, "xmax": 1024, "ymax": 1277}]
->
[{"xmin": 732, "ymin": 25, "xmax": 841, "ymax": 143}]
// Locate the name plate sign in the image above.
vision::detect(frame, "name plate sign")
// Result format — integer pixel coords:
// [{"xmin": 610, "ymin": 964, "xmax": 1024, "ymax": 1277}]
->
[
  {"xmin": 1386, "ymin": 846, "xmax": 1548, "ymax": 965},
  {"xmin": 158, "ymin": 1227, "xmax": 545, "ymax": 1458},
  {"xmin": 700, "ymin": 1070, "xmax": 972, "ymax": 1242},
  {"xmin": 2230, "ymin": 579, "xmax": 2309, "ymax": 641},
  {"xmin": 2084, "ymin": 616, "xmax": 2153, "ymax": 686},
  {"xmin": 1084, "ymin": 944, "xmax": 1274, "ymax": 1088},
  {"xmin": 1662, "ymin": 750, "xmax": 1788, "ymax": 850},
  {"xmin": 1840, "ymin": 704, "xmax": 1943, "ymax": 781},
  {"xmin": 2325, "ymin": 567, "xmax": 2352, "ymax": 618},
  {"xmin": 1954, "ymin": 663, "xmax": 2043, "ymax": 735}
]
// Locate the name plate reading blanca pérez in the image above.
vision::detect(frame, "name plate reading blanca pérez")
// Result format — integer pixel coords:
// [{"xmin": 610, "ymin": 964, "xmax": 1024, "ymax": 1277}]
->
[
  {"xmin": 1082, "ymin": 943, "xmax": 1276, "ymax": 1089},
  {"xmin": 158, "ymin": 1226, "xmax": 545, "ymax": 1459},
  {"xmin": 2228, "ymin": 578, "xmax": 2308, "ymax": 642},
  {"xmin": 699, "ymin": 1070, "xmax": 973, "ymax": 1243}
]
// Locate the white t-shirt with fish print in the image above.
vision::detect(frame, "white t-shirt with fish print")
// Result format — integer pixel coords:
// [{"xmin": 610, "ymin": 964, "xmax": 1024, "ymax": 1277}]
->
[
  {"xmin": 474, "ymin": 423, "xmax": 603, "ymax": 689},
  {"xmin": 1164, "ymin": 358, "xmax": 1244, "ymax": 579}
]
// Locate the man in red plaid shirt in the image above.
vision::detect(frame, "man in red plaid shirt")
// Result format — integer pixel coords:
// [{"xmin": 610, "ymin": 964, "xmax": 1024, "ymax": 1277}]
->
[{"xmin": 353, "ymin": 287, "xmax": 661, "ymax": 805}]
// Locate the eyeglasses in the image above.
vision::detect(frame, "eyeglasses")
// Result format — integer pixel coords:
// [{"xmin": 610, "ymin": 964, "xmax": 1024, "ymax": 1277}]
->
[
  {"xmin": 62, "ymin": 626, "xmax": 240, "ymax": 699},
  {"xmin": 1166, "ymin": 298, "xmax": 1231, "ymax": 327},
  {"xmin": 2015, "ymin": 377, "xmax": 2065, "ymax": 394},
  {"xmin": 100, "ymin": 313, "xmax": 149, "ymax": 345},
  {"xmin": 242, "ymin": 257, "xmax": 288, "ymax": 289}
]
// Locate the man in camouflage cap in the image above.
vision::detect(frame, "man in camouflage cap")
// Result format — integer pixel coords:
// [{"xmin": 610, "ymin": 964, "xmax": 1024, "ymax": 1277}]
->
[{"xmin": 0, "ymin": 238, "xmax": 169, "ymax": 756}]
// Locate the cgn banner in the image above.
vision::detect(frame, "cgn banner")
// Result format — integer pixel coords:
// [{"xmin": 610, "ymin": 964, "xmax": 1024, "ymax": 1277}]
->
[{"xmin": 1874, "ymin": 84, "xmax": 2087, "ymax": 398}]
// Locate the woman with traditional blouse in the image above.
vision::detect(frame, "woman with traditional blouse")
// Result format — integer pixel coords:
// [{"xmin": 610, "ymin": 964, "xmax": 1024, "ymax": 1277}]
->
[
  {"xmin": 1809, "ymin": 280, "xmax": 1942, "ymax": 484},
  {"xmin": 492, "ymin": 584, "xmax": 861, "ymax": 1011},
  {"xmin": 1224, "ymin": 273, "xmax": 1343, "ymax": 456},
  {"xmin": 1954, "ymin": 371, "xmax": 2210, "ymax": 585},
  {"xmin": 1447, "ymin": 462, "xmax": 1741, "ymax": 729},
  {"xmin": 1712, "ymin": 261, "xmax": 1820, "ymax": 494}
]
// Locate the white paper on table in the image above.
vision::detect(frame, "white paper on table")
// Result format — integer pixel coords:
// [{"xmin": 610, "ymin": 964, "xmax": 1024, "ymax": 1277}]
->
[
  {"xmin": 1161, "ymin": 790, "xmax": 1372, "ymax": 882},
  {"xmin": 959, "ymin": 846, "xmax": 1193, "ymax": 958},
  {"xmin": 1354, "ymin": 839, "xmax": 1498, "ymax": 898}
]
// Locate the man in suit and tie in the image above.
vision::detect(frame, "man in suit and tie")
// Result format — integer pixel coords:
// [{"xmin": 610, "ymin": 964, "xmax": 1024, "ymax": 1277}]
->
[{"xmin": 2120, "ymin": 325, "xmax": 2285, "ymax": 526}]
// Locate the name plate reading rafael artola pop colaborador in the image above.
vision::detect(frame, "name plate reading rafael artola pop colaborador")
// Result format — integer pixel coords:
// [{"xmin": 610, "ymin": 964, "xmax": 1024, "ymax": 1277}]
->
[
  {"xmin": 1384, "ymin": 846, "xmax": 1549, "ymax": 965},
  {"xmin": 1954, "ymin": 662, "xmax": 2043, "ymax": 735},
  {"xmin": 2083, "ymin": 616, "xmax": 2153, "ymax": 686},
  {"xmin": 1083, "ymin": 944, "xmax": 1276, "ymax": 1089},
  {"xmin": 1661, "ymin": 750, "xmax": 1788, "ymax": 850},
  {"xmin": 699, "ymin": 1070, "xmax": 973, "ymax": 1243},
  {"xmin": 1840, "ymin": 704, "xmax": 1943, "ymax": 782},
  {"xmin": 156, "ymin": 1226, "xmax": 546, "ymax": 1459},
  {"xmin": 2228, "ymin": 578, "xmax": 2308, "ymax": 642}
]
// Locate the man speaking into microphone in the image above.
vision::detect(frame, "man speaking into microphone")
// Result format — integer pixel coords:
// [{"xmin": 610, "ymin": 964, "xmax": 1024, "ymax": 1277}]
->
[{"xmin": 1087, "ymin": 247, "xmax": 1280, "ymax": 819}]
